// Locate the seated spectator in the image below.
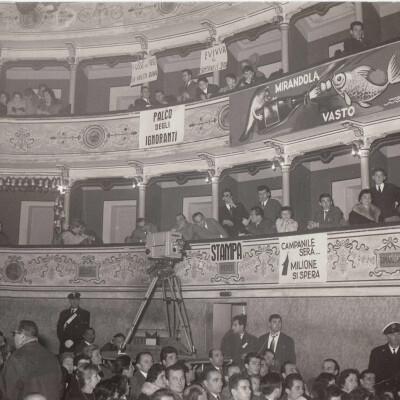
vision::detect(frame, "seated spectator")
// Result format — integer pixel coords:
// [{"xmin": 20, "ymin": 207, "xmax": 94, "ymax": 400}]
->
[
  {"xmin": 338, "ymin": 369, "xmax": 359, "ymax": 394},
  {"xmin": 238, "ymin": 66, "xmax": 263, "ymax": 88},
  {"xmin": 222, "ymin": 364, "xmax": 241, "ymax": 398},
  {"xmin": 125, "ymin": 218, "xmax": 158, "ymax": 244},
  {"xmin": 349, "ymin": 189, "xmax": 382, "ymax": 225},
  {"xmin": 242, "ymin": 206, "xmax": 273, "ymax": 236},
  {"xmin": 0, "ymin": 92, "xmax": 9, "ymax": 116},
  {"xmin": 23, "ymin": 88, "xmax": 39, "ymax": 115},
  {"xmin": 229, "ymin": 373, "xmax": 252, "ymax": 400},
  {"xmin": 308, "ymin": 194, "xmax": 345, "ymax": 230},
  {"xmin": 131, "ymin": 352, "xmax": 154, "ymax": 400},
  {"xmin": 281, "ymin": 362, "xmax": 299, "ymax": 379},
  {"xmin": 37, "ymin": 83, "xmax": 48, "ymax": 101},
  {"xmin": 219, "ymin": 188, "xmax": 249, "ymax": 237},
  {"xmin": 110, "ymin": 374, "xmax": 130, "ymax": 399},
  {"xmin": 242, "ymin": 56, "xmax": 267, "ymax": 82},
  {"xmin": 139, "ymin": 363, "xmax": 168, "ymax": 400},
  {"xmin": 7, "ymin": 91, "xmax": 26, "ymax": 115},
  {"xmin": 175, "ymin": 360, "xmax": 195, "ymax": 386},
  {"xmin": 75, "ymin": 327, "xmax": 96, "ymax": 355},
  {"xmin": 94, "ymin": 379, "xmax": 119, "ymax": 400},
  {"xmin": 65, "ymin": 354, "xmax": 91, "ymax": 398},
  {"xmin": 101, "ymin": 333, "xmax": 125, "ymax": 352},
  {"xmin": 359, "ymin": 370, "xmax": 375, "ymax": 394},
  {"xmin": 60, "ymin": 351, "xmax": 75, "ymax": 375},
  {"xmin": 322, "ymin": 359, "xmax": 340, "ymax": 377},
  {"xmin": 312, "ymin": 373, "xmax": 336, "ymax": 400},
  {"xmin": 202, "ymin": 366, "xmax": 225, "ymax": 400},
  {"xmin": 61, "ymin": 218, "xmax": 96, "ymax": 245},
  {"xmin": 83, "ymin": 344, "xmax": 112, "ymax": 379},
  {"xmin": 114, "ymin": 355, "xmax": 135, "ymax": 378},
  {"xmin": 262, "ymin": 349, "xmax": 275, "ymax": 372},
  {"xmin": 323, "ymin": 384, "xmax": 343, "ymax": 400},
  {"xmin": 166, "ymin": 364, "xmax": 186, "ymax": 397},
  {"xmin": 282, "ymin": 373, "xmax": 304, "ymax": 400},
  {"xmin": 219, "ymin": 73, "xmax": 237, "ymax": 93},
  {"xmin": 152, "ymin": 388, "xmax": 180, "ymax": 400},
  {"xmin": 179, "ymin": 69, "xmax": 198, "ymax": 102},
  {"xmin": 65, "ymin": 364, "xmax": 101, "ymax": 400},
  {"xmin": 209, "ymin": 348, "xmax": 224, "ymax": 374},
  {"xmin": 183, "ymin": 384, "xmax": 207, "ymax": 400},
  {"xmin": 260, "ymin": 372, "xmax": 282, "ymax": 400},
  {"xmin": 160, "ymin": 346, "xmax": 178, "ymax": 368},
  {"xmin": 250, "ymin": 375, "xmax": 262, "ymax": 400},
  {"xmin": 0, "ymin": 221, "xmax": 11, "ymax": 246},
  {"xmin": 154, "ymin": 90, "xmax": 176, "ymax": 107},
  {"xmin": 134, "ymin": 86, "xmax": 153, "ymax": 110},
  {"xmin": 192, "ymin": 211, "xmax": 228, "ymax": 240},
  {"xmin": 268, "ymin": 69, "xmax": 284, "ymax": 81},
  {"xmin": 276, "ymin": 207, "xmax": 298, "ymax": 233},
  {"xmin": 244, "ymin": 353, "xmax": 261, "ymax": 376},
  {"xmin": 260, "ymin": 357, "xmax": 269, "ymax": 377},
  {"xmin": 197, "ymin": 76, "xmax": 219, "ymax": 100},
  {"xmin": 172, "ymin": 213, "xmax": 195, "ymax": 241},
  {"xmin": 344, "ymin": 21, "xmax": 368, "ymax": 55},
  {"xmin": 37, "ymin": 88, "xmax": 62, "ymax": 115}
]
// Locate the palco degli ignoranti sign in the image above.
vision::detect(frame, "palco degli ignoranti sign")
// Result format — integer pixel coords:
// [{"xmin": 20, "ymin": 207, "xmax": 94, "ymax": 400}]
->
[{"xmin": 279, "ymin": 233, "xmax": 328, "ymax": 284}]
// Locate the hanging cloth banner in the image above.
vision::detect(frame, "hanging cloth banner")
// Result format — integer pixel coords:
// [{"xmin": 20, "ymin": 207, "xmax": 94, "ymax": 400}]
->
[
  {"xmin": 200, "ymin": 43, "xmax": 228, "ymax": 74},
  {"xmin": 130, "ymin": 56, "xmax": 158, "ymax": 86}
]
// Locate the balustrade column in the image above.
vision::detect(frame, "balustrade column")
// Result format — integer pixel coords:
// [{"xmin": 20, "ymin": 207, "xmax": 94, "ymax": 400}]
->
[
  {"xmin": 359, "ymin": 148, "xmax": 370, "ymax": 189},
  {"xmin": 281, "ymin": 164, "xmax": 291, "ymax": 207},
  {"xmin": 213, "ymin": 71, "xmax": 220, "ymax": 87},
  {"xmin": 69, "ymin": 63, "xmax": 78, "ymax": 114},
  {"xmin": 138, "ymin": 183, "xmax": 147, "ymax": 219},
  {"xmin": 280, "ymin": 22, "xmax": 290, "ymax": 74},
  {"xmin": 64, "ymin": 186, "xmax": 71, "ymax": 227},
  {"xmin": 354, "ymin": 2, "xmax": 363, "ymax": 22},
  {"xmin": 211, "ymin": 176, "xmax": 220, "ymax": 220}
]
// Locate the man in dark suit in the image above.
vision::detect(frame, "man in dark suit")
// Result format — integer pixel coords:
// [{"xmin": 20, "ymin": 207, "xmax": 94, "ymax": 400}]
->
[
  {"xmin": 134, "ymin": 86, "xmax": 152, "ymax": 110},
  {"xmin": 219, "ymin": 189, "xmax": 249, "ymax": 237},
  {"xmin": 242, "ymin": 206, "xmax": 273, "ymax": 236},
  {"xmin": 74, "ymin": 327, "xmax": 96, "ymax": 355},
  {"xmin": 308, "ymin": 193, "xmax": 345, "ymax": 230},
  {"xmin": 57, "ymin": 292, "xmax": 90, "ymax": 354},
  {"xmin": 130, "ymin": 352, "xmax": 154, "ymax": 400},
  {"xmin": 179, "ymin": 69, "xmax": 198, "ymax": 102},
  {"xmin": 192, "ymin": 212, "xmax": 228, "ymax": 240},
  {"xmin": 220, "ymin": 314, "xmax": 258, "ymax": 369},
  {"xmin": 209, "ymin": 349, "xmax": 224, "ymax": 375},
  {"xmin": 368, "ymin": 322, "xmax": 400, "ymax": 391},
  {"xmin": 344, "ymin": 21, "xmax": 368, "ymax": 55},
  {"xmin": 256, "ymin": 185, "xmax": 281, "ymax": 222},
  {"xmin": 173, "ymin": 213, "xmax": 195, "ymax": 241},
  {"xmin": 371, "ymin": 168, "xmax": 400, "ymax": 221},
  {"xmin": 202, "ymin": 367, "xmax": 226, "ymax": 400},
  {"xmin": 197, "ymin": 77, "xmax": 219, "ymax": 100},
  {"xmin": 257, "ymin": 314, "xmax": 296, "ymax": 373}
]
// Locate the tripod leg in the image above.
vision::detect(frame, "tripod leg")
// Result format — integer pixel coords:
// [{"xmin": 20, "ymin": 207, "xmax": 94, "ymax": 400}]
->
[
  {"xmin": 162, "ymin": 279, "xmax": 172, "ymax": 337},
  {"xmin": 121, "ymin": 275, "xmax": 159, "ymax": 350}
]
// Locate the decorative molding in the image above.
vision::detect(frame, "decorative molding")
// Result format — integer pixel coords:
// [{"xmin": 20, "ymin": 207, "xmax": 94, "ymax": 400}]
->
[
  {"xmin": 290, "ymin": 2, "xmax": 342, "ymax": 27},
  {"xmin": 342, "ymin": 121, "xmax": 364, "ymax": 138},
  {"xmin": 65, "ymin": 41, "xmax": 77, "ymax": 66},
  {"xmin": 129, "ymin": 161, "xmax": 144, "ymax": 176},
  {"xmin": 264, "ymin": 140, "xmax": 284, "ymax": 156},
  {"xmin": 197, "ymin": 153, "xmax": 215, "ymax": 168}
]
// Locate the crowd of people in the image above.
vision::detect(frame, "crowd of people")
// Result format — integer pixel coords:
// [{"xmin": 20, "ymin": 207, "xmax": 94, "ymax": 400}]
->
[
  {"xmin": 1, "ymin": 293, "xmax": 400, "ymax": 400},
  {"xmin": 0, "ymin": 84, "xmax": 63, "ymax": 117}
]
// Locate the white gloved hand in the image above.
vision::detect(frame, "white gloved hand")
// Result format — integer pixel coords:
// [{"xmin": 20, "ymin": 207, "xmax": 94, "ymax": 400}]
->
[{"xmin": 65, "ymin": 340, "xmax": 74, "ymax": 348}]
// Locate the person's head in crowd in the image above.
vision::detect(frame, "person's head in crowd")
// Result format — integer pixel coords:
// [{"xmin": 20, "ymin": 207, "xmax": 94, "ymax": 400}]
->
[
  {"xmin": 68, "ymin": 291, "xmax": 81, "ymax": 309},
  {"xmin": 12, "ymin": 91, "xmax": 23, "ymax": 103},
  {"xmin": 280, "ymin": 207, "xmax": 294, "ymax": 221},
  {"xmin": 260, "ymin": 357, "xmax": 269, "ymax": 377},
  {"xmin": 258, "ymin": 185, "xmax": 271, "ymax": 204},
  {"xmin": 70, "ymin": 218, "xmax": 86, "ymax": 235},
  {"xmin": 43, "ymin": 88, "xmax": 56, "ymax": 105},
  {"xmin": 319, "ymin": 194, "xmax": 333, "ymax": 211},
  {"xmin": 347, "ymin": 388, "xmax": 375, "ymax": 400},
  {"xmin": 83, "ymin": 344, "xmax": 102, "ymax": 366},
  {"xmin": 182, "ymin": 69, "xmax": 193, "ymax": 84},
  {"xmin": 322, "ymin": 359, "xmax": 340, "ymax": 376},
  {"xmin": 283, "ymin": 373, "xmax": 304, "ymax": 400},
  {"xmin": 225, "ymin": 363, "xmax": 241, "ymax": 383},
  {"xmin": 166, "ymin": 364, "xmax": 186, "ymax": 395},
  {"xmin": 244, "ymin": 352, "xmax": 261, "ymax": 376},
  {"xmin": 383, "ymin": 322, "xmax": 400, "ymax": 348},
  {"xmin": 372, "ymin": 167, "xmax": 387, "ymax": 187},
  {"xmin": 93, "ymin": 379, "xmax": 118, "ymax": 400},
  {"xmin": 176, "ymin": 360, "xmax": 195, "ymax": 386},
  {"xmin": 77, "ymin": 364, "xmax": 101, "ymax": 393},
  {"xmin": 83, "ymin": 327, "xmax": 95, "ymax": 344},
  {"xmin": 312, "ymin": 373, "xmax": 336, "ymax": 399},
  {"xmin": 281, "ymin": 362, "xmax": 298, "ymax": 378},
  {"xmin": 202, "ymin": 367, "xmax": 224, "ymax": 395},
  {"xmin": 160, "ymin": 346, "xmax": 178, "ymax": 368},
  {"xmin": 111, "ymin": 332, "xmax": 125, "ymax": 350},
  {"xmin": 136, "ymin": 217, "xmax": 147, "ymax": 229},
  {"xmin": 242, "ymin": 65, "xmax": 255, "ymax": 82},
  {"xmin": 263, "ymin": 349, "xmax": 275, "ymax": 369},
  {"xmin": 229, "ymin": 373, "xmax": 252, "ymax": 400},
  {"xmin": 222, "ymin": 189, "xmax": 234, "ymax": 206},
  {"xmin": 350, "ymin": 21, "xmax": 364, "ymax": 41},
  {"xmin": 147, "ymin": 363, "xmax": 168, "ymax": 388},
  {"xmin": 141, "ymin": 86, "xmax": 150, "ymax": 100},
  {"xmin": 38, "ymin": 83, "xmax": 47, "ymax": 98},
  {"xmin": 60, "ymin": 352, "xmax": 74, "ymax": 374},
  {"xmin": 136, "ymin": 351, "xmax": 154, "ymax": 374},
  {"xmin": 12, "ymin": 320, "xmax": 38, "ymax": 349},
  {"xmin": 358, "ymin": 189, "xmax": 373, "ymax": 206},
  {"xmin": 183, "ymin": 384, "xmax": 207, "ymax": 400},
  {"xmin": 192, "ymin": 212, "xmax": 206, "ymax": 228},
  {"xmin": 152, "ymin": 388, "xmax": 181, "ymax": 400},
  {"xmin": 261, "ymin": 372, "xmax": 282, "ymax": 400},
  {"xmin": 176, "ymin": 213, "xmax": 189, "ymax": 230},
  {"xmin": 323, "ymin": 384, "xmax": 343, "ymax": 400},
  {"xmin": 73, "ymin": 353, "xmax": 91, "ymax": 371},
  {"xmin": 250, "ymin": 374, "xmax": 262, "ymax": 396},
  {"xmin": 359, "ymin": 370, "xmax": 375, "ymax": 393},
  {"xmin": 209, "ymin": 348, "xmax": 224, "ymax": 368},
  {"xmin": 225, "ymin": 73, "xmax": 237, "ymax": 90},
  {"xmin": 0, "ymin": 91, "xmax": 9, "ymax": 105},
  {"xmin": 24, "ymin": 88, "xmax": 36, "ymax": 99},
  {"xmin": 23, "ymin": 394, "xmax": 47, "ymax": 400},
  {"xmin": 232, "ymin": 314, "xmax": 246, "ymax": 335},
  {"xmin": 338, "ymin": 369, "xmax": 359, "ymax": 393},
  {"xmin": 110, "ymin": 374, "xmax": 130, "ymax": 398},
  {"xmin": 198, "ymin": 77, "xmax": 209, "ymax": 92},
  {"xmin": 250, "ymin": 206, "xmax": 264, "ymax": 224},
  {"xmin": 155, "ymin": 90, "xmax": 167, "ymax": 104},
  {"xmin": 114, "ymin": 355, "xmax": 135, "ymax": 378},
  {"xmin": 269, "ymin": 314, "xmax": 282, "ymax": 335}
]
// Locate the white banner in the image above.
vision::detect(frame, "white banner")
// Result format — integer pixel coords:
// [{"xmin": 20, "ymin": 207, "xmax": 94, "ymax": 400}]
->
[
  {"xmin": 200, "ymin": 43, "xmax": 228, "ymax": 75},
  {"xmin": 130, "ymin": 56, "xmax": 158, "ymax": 86},
  {"xmin": 139, "ymin": 105, "xmax": 185, "ymax": 149},
  {"xmin": 279, "ymin": 233, "xmax": 327, "ymax": 284}
]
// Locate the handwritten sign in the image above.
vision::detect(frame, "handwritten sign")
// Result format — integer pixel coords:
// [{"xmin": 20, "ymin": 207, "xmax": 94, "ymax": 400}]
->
[
  {"xmin": 279, "ymin": 233, "xmax": 327, "ymax": 284},
  {"xmin": 210, "ymin": 241, "xmax": 243, "ymax": 262},
  {"xmin": 139, "ymin": 105, "xmax": 185, "ymax": 149},
  {"xmin": 130, "ymin": 56, "xmax": 158, "ymax": 86},
  {"xmin": 200, "ymin": 43, "xmax": 228, "ymax": 74}
]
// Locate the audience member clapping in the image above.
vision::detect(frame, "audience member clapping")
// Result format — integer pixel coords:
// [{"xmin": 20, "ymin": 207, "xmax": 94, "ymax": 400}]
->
[
  {"xmin": 0, "ymin": 92, "xmax": 9, "ymax": 116},
  {"xmin": 37, "ymin": 88, "xmax": 62, "ymax": 115},
  {"xmin": 7, "ymin": 91, "xmax": 26, "ymax": 115},
  {"xmin": 349, "ymin": 189, "xmax": 382, "ymax": 225},
  {"xmin": 276, "ymin": 207, "xmax": 298, "ymax": 233}
]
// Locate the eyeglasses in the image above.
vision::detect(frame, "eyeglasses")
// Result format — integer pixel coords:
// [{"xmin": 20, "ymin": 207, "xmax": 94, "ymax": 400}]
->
[
  {"xmin": 11, "ymin": 331, "xmax": 21, "ymax": 337},
  {"xmin": 222, "ymin": 194, "xmax": 230, "ymax": 198}
]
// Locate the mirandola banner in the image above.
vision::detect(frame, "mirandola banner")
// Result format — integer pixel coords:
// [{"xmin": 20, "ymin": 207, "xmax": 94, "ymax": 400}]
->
[
  {"xmin": 279, "ymin": 233, "xmax": 327, "ymax": 284},
  {"xmin": 139, "ymin": 105, "xmax": 185, "ymax": 149}
]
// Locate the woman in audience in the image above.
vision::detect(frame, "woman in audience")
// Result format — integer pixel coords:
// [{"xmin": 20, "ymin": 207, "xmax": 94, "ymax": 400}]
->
[
  {"xmin": 349, "ymin": 189, "xmax": 382, "ymax": 225},
  {"xmin": 37, "ymin": 88, "xmax": 62, "ymax": 115},
  {"xmin": 183, "ymin": 384, "xmax": 207, "ymax": 400},
  {"xmin": 276, "ymin": 206, "xmax": 298, "ymax": 233},
  {"xmin": 65, "ymin": 364, "xmax": 101, "ymax": 400},
  {"xmin": 338, "ymin": 369, "xmax": 359, "ymax": 394},
  {"xmin": 83, "ymin": 344, "xmax": 112, "ymax": 379},
  {"xmin": 0, "ymin": 91, "xmax": 9, "ymax": 116},
  {"xmin": 139, "ymin": 363, "xmax": 168, "ymax": 400},
  {"xmin": 110, "ymin": 374, "xmax": 130, "ymax": 399},
  {"xmin": 7, "ymin": 91, "xmax": 26, "ymax": 115}
]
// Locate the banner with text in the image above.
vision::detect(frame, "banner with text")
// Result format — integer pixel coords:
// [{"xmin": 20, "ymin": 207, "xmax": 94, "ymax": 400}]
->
[
  {"xmin": 200, "ymin": 43, "xmax": 228, "ymax": 74},
  {"xmin": 139, "ymin": 105, "xmax": 185, "ymax": 149},
  {"xmin": 210, "ymin": 241, "xmax": 243, "ymax": 263},
  {"xmin": 279, "ymin": 233, "xmax": 327, "ymax": 284},
  {"xmin": 130, "ymin": 56, "xmax": 158, "ymax": 86}
]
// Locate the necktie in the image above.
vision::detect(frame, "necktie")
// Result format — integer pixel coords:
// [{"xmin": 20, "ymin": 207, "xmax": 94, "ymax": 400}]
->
[
  {"xmin": 269, "ymin": 334, "xmax": 277, "ymax": 350},
  {"xmin": 71, "ymin": 308, "xmax": 76, "ymax": 314},
  {"xmin": 379, "ymin": 185, "xmax": 382, "ymax": 194},
  {"xmin": 324, "ymin": 210, "xmax": 328, "ymax": 221}
]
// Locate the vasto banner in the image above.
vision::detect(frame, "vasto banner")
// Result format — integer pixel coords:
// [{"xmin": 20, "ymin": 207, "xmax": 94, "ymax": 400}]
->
[
  {"xmin": 130, "ymin": 56, "xmax": 158, "ymax": 86},
  {"xmin": 200, "ymin": 43, "xmax": 228, "ymax": 74},
  {"xmin": 279, "ymin": 233, "xmax": 327, "ymax": 284},
  {"xmin": 230, "ymin": 42, "xmax": 400, "ymax": 146},
  {"xmin": 139, "ymin": 105, "xmax": 185, "ymax": 149}
]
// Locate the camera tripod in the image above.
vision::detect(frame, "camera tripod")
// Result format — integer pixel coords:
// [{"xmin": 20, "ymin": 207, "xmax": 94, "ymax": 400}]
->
[{"xmin": 121, "ymin": 258, "xmax": 196, "ymax": 355}]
